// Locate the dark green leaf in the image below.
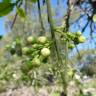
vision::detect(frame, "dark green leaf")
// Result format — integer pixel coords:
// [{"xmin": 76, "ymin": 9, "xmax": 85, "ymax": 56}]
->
[
  {"xmin": 30, "ymin": 0, "xmax": 37, "ymax": 3},
  {"xmin": 17, "ymin": 7, "xmax": 26, "ymax": 18},
  {"xmin": 0, "ymin": 3, "xmax": 15, "ymax": 17},
  {"xmin": 2, "ymin": 0, "xmax": 11, "ymax": 3}
]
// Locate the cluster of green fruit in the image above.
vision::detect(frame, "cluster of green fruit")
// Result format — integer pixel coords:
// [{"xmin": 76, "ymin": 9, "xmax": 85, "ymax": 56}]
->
[
  {"xmin": 5, "ymin": 36, "xmax": 52, "ymax": 85},
  {"xmin": 5, "ymin": 36, "xmax": 51, "ymax": 71},
  {"xmin": 68, "ymin": 31, "xmax": 86, "ymax": 49},
  {"xmin": 57, "ymin": 30, "xmax": 86, "ymax": 49},
  {"xmin": 21, "ymin": 36, "xmax": 52, "ymax": 72}
]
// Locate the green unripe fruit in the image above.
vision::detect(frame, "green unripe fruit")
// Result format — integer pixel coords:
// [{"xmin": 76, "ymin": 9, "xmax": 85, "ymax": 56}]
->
[
  {"xmin": 67, "ymin": 32, "xmax": 73, "ymax": 37},
  {"xmin": 93, "ymin": 14, "xmax": 96, "ymax": 22},
  {"xmin": 78, "ymin": 36, "xmax": 86, "ymax": 43},
  {"xmin": 68, "ymin": 44, "xmax": 75, "ymax": 49},
  {"xmin": 41, "ymin": 48, "xmax": 50, "ymax": 57},
  {"xmin": 32, "ymin": 58, "xmax": 41, "ymax": 67},
  {"xmin": 27, "ymin": 36, "xmax": 36, "ymax": 44},
  {"xmin": 76, "ymin": 31, "xmax": 82, "ymax": 36},
  {"xmin": 32, "ymin": 44, "xmax": 38, "ymax": 48},
  {"xmin": 22, "ymin": 47, "xmax": 29, "ymax": 54},
  {"xmin": 37, "ymin": 36, "xmax": 47, "ymax": 44},
  {"xmin": 5, "ymin": 44, "xmax": 10, "ymax": 49}
]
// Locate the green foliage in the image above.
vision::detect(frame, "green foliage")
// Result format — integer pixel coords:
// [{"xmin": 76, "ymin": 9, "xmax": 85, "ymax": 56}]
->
[
  {"xmin": 0, "ymin": 0, "xmax": 38, "ymax": 18},
  {"xmin": 4, "ymin": 22, "xmax": 86, "ymax": 88},
  {"xmin": 0, "ymin": 0, "xmax": 37, "ymax": 17},
  {"xmin": 0, "ymin": 3, "xmax": 15, "ymax": 17},
  {"xmin": 0, "ymin": 1, "xmax": 92, "ymax": 96},
  {"xmin": 17, "ymin": 7, "xmax": 26, "ymax": 18},
  {"xmin": 30, "ymin": 0, "xmax": 37, "ymax": 3},
  {"xmin": 2, "ymin": 0, "xmax": 11, "ymax": 3},
  {"xmin": 55, "ymin": 27, "xmax": 86, "ymax": 50},
  {"xmin": 5, "ymin": 36, "xmax": 52, "ymax": 85}
]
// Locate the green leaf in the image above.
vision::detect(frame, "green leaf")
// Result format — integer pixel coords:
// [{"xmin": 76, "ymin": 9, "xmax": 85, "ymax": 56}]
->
[
  {"xmin": 2, "ymin": 0, "xmax": 11, "ymax": 3},
  {"xmin": 17, "ymin": 7, "xmax": 26, "ymax": 18},
  {"xmin": 0, "ymin": 3, "xmax": 15, "ymax": 17},
  {"xmin": 30, "ymin": 0, "xmax": 37, "ymax": 3}
]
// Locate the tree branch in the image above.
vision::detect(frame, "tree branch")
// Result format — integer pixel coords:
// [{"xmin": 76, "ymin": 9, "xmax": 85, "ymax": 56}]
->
[
  {"xmin": 11, "ymin": 0, "xmax": 22, "ymax": 29},
  {"xmin": 37, "ymin": 0, "xmax": 45, "ymax": 35}
]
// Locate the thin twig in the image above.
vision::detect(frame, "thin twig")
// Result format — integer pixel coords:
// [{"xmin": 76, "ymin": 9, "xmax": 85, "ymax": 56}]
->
[
  {"xmin": 11, "ymin": 1, "xmax": 22, "ymax": 29},
  {"xmin": 75, "ymin": 45, "xmax": 81, "ymax": 59},
  {"xmin": 11, "ymin": 13, "xmax": 18, "ymax": 29},
  {"xmin": 37, "ymin": 0, "xmax": 45, "ymax": 35},
  {"xmin": 82, "ymin": 21, "xmax": 89, "ymax": 33}
]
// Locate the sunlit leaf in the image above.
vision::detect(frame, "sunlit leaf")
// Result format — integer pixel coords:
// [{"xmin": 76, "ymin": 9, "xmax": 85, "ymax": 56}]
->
[
  {"xmin": 2, "ymin": 0, "xmax": 11, "ymax": 3},
  {"xmin": 30, "ymin": 0, "xmax": 37, "ymax": 3},
  {"xmin": 0, "ymin": 3, "xmax": 15, "ymax": 17},
  {"xmin": 17, "ymin": 7, "xmax": 26, "ymax": 18}
]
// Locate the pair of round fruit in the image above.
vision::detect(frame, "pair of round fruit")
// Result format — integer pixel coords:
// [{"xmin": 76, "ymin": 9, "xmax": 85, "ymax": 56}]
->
[{"xmin": 27, "ymin": 36, "xmax": 47, "ymax": 44}]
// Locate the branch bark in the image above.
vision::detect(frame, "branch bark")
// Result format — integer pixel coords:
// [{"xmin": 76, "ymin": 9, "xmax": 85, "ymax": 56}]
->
[
  {"xmin": 62, "ymin": 0, "xmax": 71, "ymax": 95},
  {"xmin": 37, "ymin": 0, "xmax": 45, "ymax": 35},
  {"xmin": 11, "ymin": 0, "xmax": 22, "ymax": 29},
  {"xmin": 46, "ymin": 0, "xmax": 68, "ymax": 95},
  {"xmin": 46, "ymin": 0, "xmax": 63, "ymax": 64}
]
